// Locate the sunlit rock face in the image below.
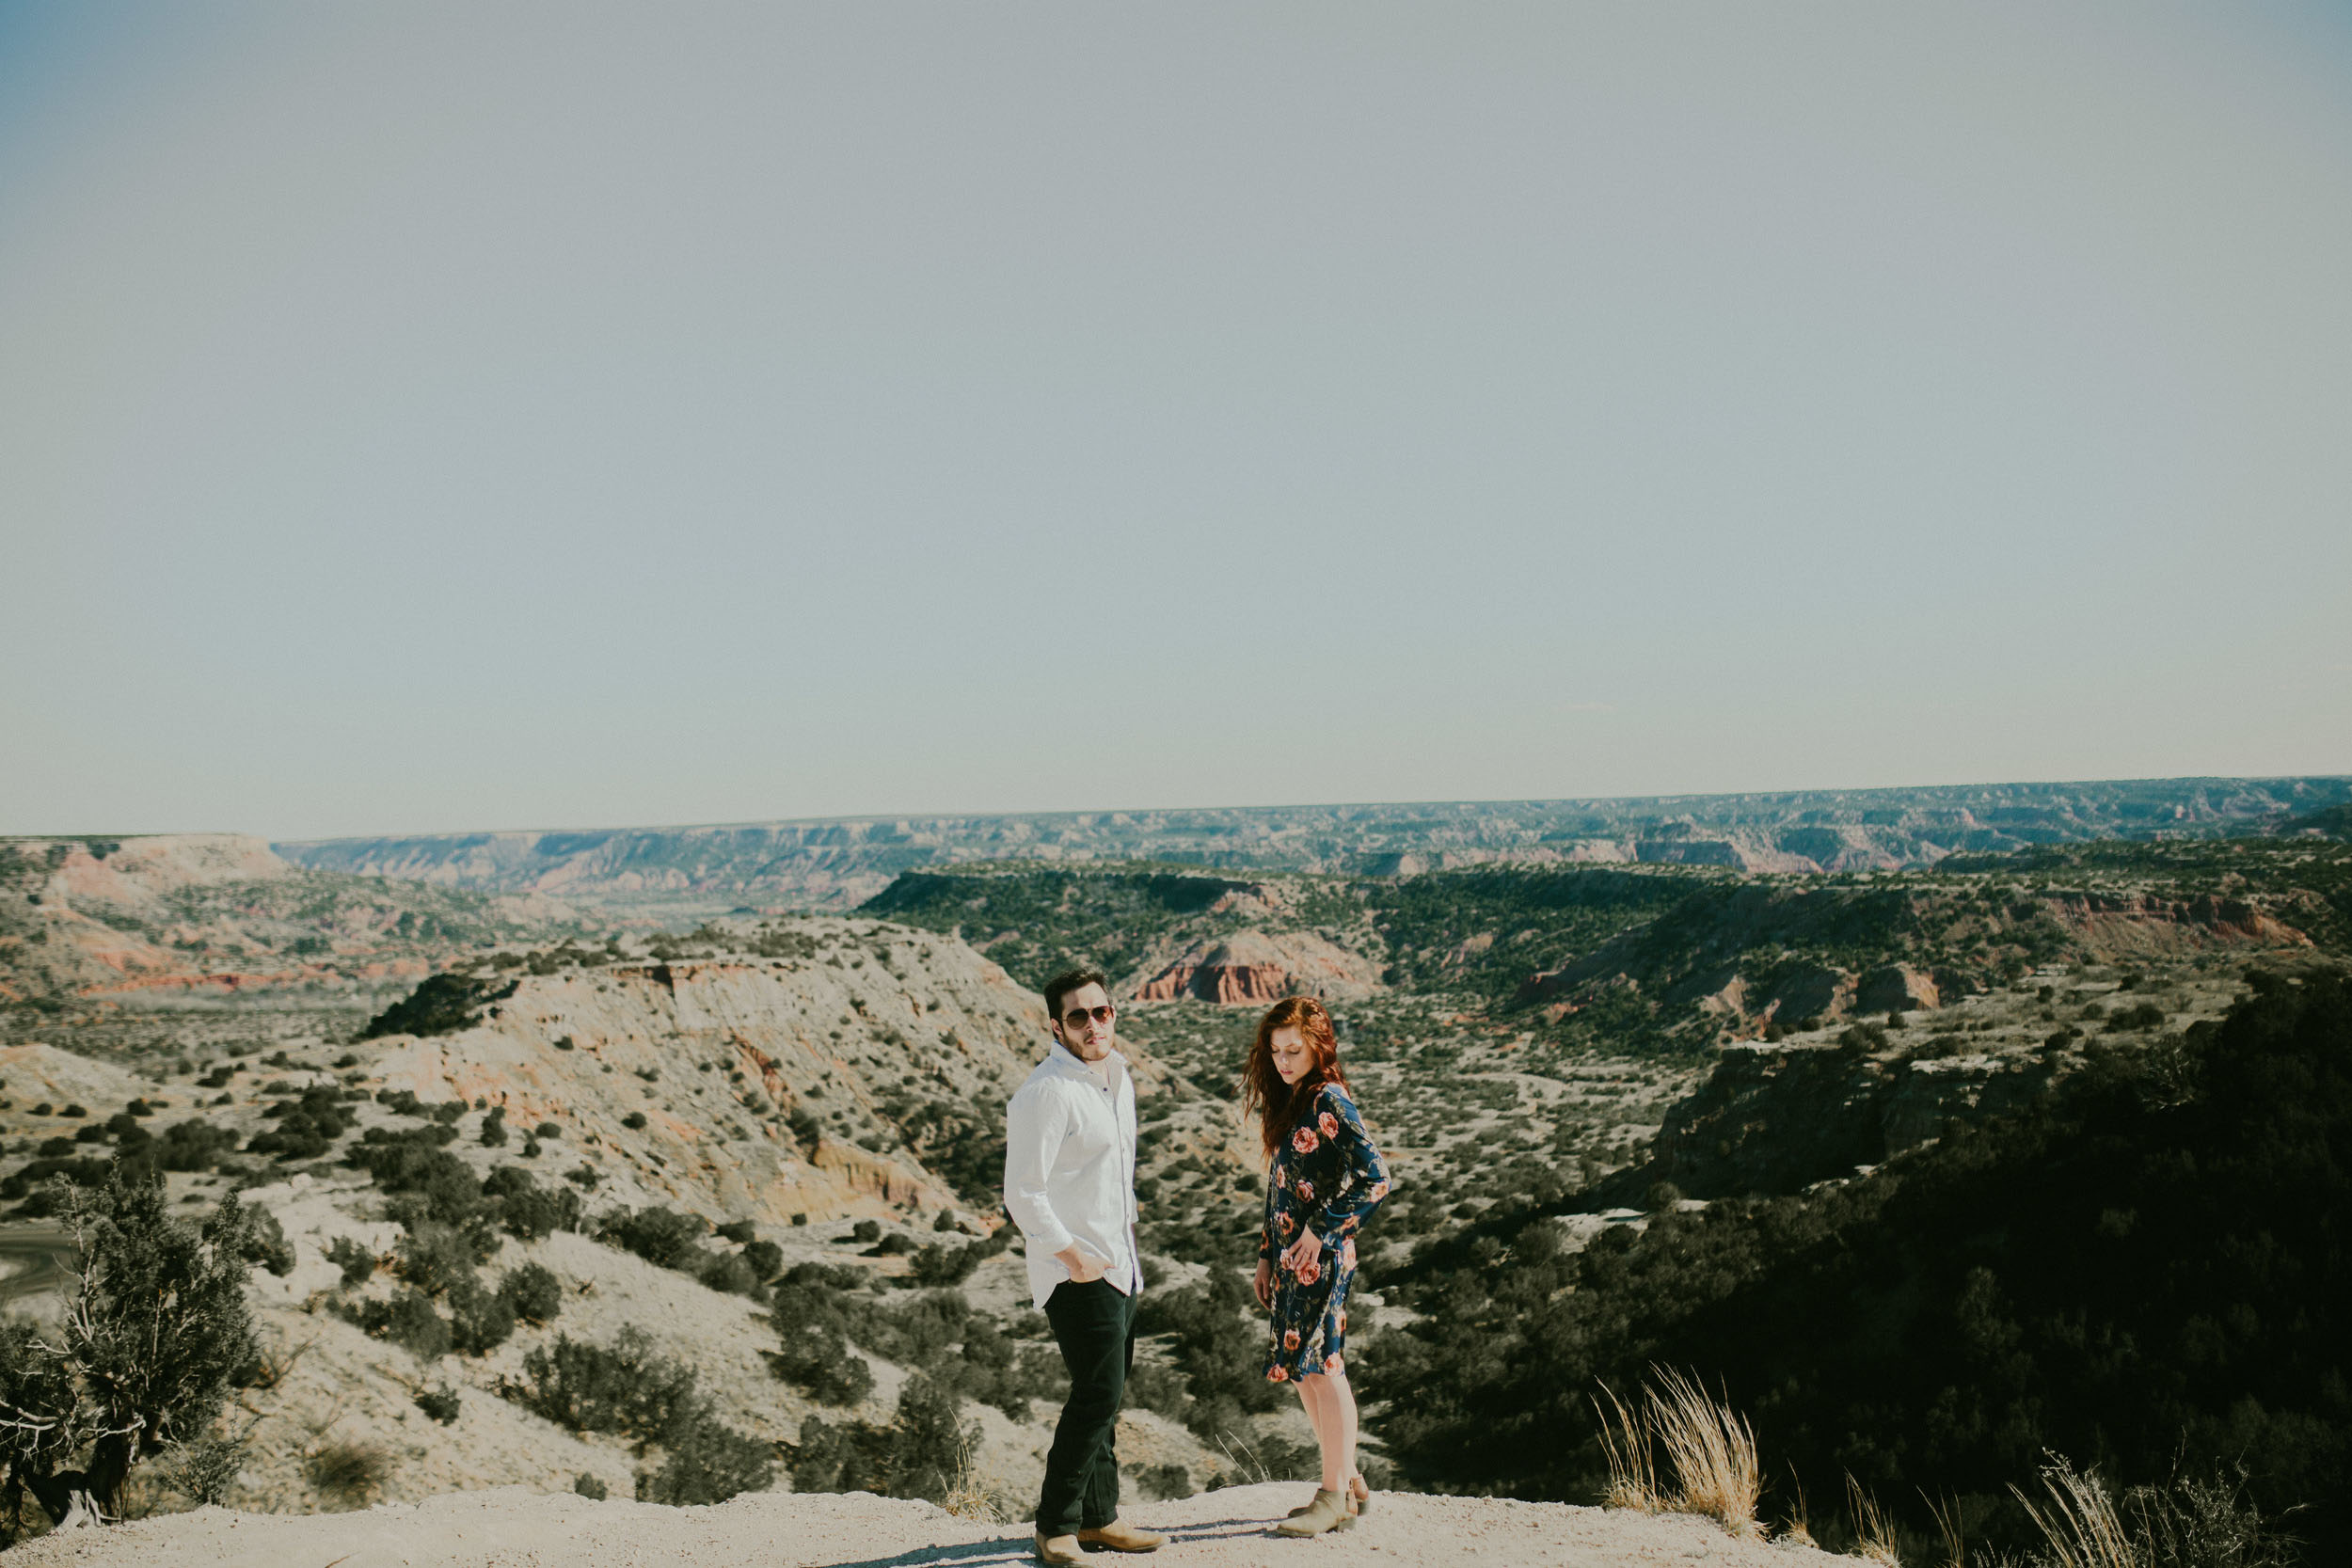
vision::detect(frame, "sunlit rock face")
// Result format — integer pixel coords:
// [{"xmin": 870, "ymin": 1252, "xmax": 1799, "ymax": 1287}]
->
[{"xmin": 1134, "ymin": 929, "xmax": 1384, "ymax": 1005}]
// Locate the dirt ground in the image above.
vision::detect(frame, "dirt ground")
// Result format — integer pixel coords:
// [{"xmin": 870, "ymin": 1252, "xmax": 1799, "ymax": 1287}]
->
[{"xmin": 8, "ymin": 1482, "xmax": 1842, "ymax": 1568}]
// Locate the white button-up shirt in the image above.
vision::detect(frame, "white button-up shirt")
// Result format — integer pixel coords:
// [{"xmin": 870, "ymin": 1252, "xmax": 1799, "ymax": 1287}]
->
[{"xmin": 1002, "ymin": 1039, "xmax": 1142, "ymax": 1309}]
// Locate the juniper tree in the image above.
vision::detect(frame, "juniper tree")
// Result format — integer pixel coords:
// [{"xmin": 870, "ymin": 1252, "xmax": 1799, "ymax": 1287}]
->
[{"xmin": 0, "ymin": 1171, "xmax": 263, "ymax": 1533}]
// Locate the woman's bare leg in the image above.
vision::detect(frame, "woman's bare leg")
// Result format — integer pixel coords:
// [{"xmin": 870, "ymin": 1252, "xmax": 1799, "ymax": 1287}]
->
[
  {"xmin": 1297, "ymin": 1372, "xmax": 1357, "ymax": 1494},
  {"xmin": 1294, "ymin": 1376, "xmax": 1333, "ymax": 1471}
]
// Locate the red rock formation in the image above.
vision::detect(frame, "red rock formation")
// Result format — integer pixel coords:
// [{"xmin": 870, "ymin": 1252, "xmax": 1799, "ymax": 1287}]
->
[{"xmin": 1135, "ymin": 930, "xmax": 1383, "ymax": 1005}]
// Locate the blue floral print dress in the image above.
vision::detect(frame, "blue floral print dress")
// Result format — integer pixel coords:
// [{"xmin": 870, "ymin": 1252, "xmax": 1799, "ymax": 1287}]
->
[{"xmin": 1260, "ymin": 1082, "xmax": 1391, "ymax": 1384}]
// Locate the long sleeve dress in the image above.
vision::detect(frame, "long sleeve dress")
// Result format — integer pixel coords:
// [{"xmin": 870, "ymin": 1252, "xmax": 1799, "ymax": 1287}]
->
[{"xmin": 1259, "ymin": 1081, "xmax": 1391, "ymax": 1383}]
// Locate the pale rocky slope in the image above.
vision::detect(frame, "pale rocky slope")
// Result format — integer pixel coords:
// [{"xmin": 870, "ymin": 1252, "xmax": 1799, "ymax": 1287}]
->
[{"xmin": 358, "ymin": 918, "xmax": 1158, "ymax": 1224}]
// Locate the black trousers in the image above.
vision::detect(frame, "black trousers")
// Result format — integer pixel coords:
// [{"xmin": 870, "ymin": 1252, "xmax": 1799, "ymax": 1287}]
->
[{"xmin": 1037, "ymin": 1277, "xmax": 1136, "ymax": 1535}]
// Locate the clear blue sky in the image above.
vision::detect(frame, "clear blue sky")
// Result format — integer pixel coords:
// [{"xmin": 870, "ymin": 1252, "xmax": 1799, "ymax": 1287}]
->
[{"xmin": 4, "ymin": 4, "xmax": 2348, "ymax": 840}]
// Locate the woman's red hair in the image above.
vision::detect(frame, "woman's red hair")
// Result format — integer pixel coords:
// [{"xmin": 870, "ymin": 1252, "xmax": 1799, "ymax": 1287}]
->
[{"xmin": 1242, "ymin": 996, "xmax": 1350, "ymax": 1164}]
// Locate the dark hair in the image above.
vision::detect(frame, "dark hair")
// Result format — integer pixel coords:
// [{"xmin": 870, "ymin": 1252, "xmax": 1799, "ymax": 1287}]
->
[
  {"xmin": 1042, "ymin": 968, "xmax": 1109, "ymax": 1022},
  {"xmin": 1242, "ymin": 997, "xmax": 1351, "ymax": 1164}
]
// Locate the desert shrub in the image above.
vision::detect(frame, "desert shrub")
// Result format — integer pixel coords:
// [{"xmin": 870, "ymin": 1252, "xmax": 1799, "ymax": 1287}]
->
[
  {"xmin": 1136, "ymin": 1463, "xmax": 1192, "ymax": 1501},
  {"xmin": 715, "ymin": 1220, "xmax": 756, "ymax": 1244},
  {"xmin": 597, "ymin": 1206, "xmax": 708, "ymax": 1271},
  {"xmin": 768, "ymin": 1279, "xmax": 876, "ymax": 1407},
  {"xmin": 742, "ymin": 1240, "xmax": 784, "ymax": 1280},
  {"xmin": 246, "ymin": 1087, "xmax": 357, "ymax": 1162},
  {"xmin": 513, "ymin": 1324, "xmax": 771, "ymax": 1505},
  {"xmin": 0, "ymin": 1154, "xmax": 114, "ymax": 1212},
  {"xmin": 306, "ymin": 1440, "xmax": 387, "ymax": 1508},
  {"xmin": 905, "ymin": 1228, "xmax": 1011, "ymax": 1289},
  {"xmin": 348, "ymin": 1287, "xmax": 451, "ymax": 1360},
  {"xmin": 361, "ymin": 974, "xmax": 517, "ymax": 1039},
  {"xmin": 634, "ymin": 1404, "xmax": 776, "ymax": 1505},
  {"xmin": 621, "ymin": 1112, "xmax": 647, "ymax": 1130},
  {"xmin": 697, "ymin": 1252, "xmax": 759, "ymax": 1297},
  {"xmin": 482, "ymin": 1164, "xmax": 581, "ymax": 1241},
  {"xmin": 396, "ymin": 1222, "xmax": 480, "ymax": 1297},
  {"xmin": 497, "ymin": 1262, "xmax": 564, "ymax": 1325},
  {"xmin": 326, "ymin": 1236, "xmax": 376, "ymax": 1289},
  {"xmin": 535, "ymin": 1121, "xmax": 561, "ymax": 1139},
  {"xmin": 445, "ymin": 1280, "xmax": 516, "ymax": 1354},
  {"xmin": 509, "ymin": 1327, "xmax": 698, "ymax": 1438},
  {"xmin": 0, "ymin": 1176, "xmax": 264, "ymax": 1533},
  {"xmin": 792, "ymin": 1374, "xmax": 972, "ymax": 1503},
  {"xmin": 415, "ymin": 1385, "xmax": 462, "ymax": 1425},
  {"xmin": 574, "ymin": 1471, "xmax": 608, "ymax": 1500},
  {"xmin": 163, "ymin": 1433, "xmax": 247, "ymax": 1506},
  {"xmin": 849, "ymin": 1219, "xmax": 881, "ymax": 1243},
  {"xmin": 237, "ymin": 1207, "xmax": 295, "ymax": 1276},
  {"xmin": 479, "ymin": 1106, "xmax": 508, "ymax": 1148},
  {"xmin": 150, "ymin": 1118, "xmax": 242, "ymax": 1173}
]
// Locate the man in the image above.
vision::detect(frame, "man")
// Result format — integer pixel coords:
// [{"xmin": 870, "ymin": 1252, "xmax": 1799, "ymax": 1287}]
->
[{"xmin": 1003, "ymin": 967, "xmax": 1168, "ymax": 1565}]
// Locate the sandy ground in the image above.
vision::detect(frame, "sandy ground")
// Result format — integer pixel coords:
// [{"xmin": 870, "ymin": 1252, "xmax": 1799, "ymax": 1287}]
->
[{"xmin": 10, "ymin": 1483, "xmax": 1841, "ymax": 1568}]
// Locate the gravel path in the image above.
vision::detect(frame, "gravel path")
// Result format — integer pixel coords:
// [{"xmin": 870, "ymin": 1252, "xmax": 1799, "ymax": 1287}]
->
[{"xmin": 11, "ymin": 1483, "xmax": 1838, "ymax": 1568}]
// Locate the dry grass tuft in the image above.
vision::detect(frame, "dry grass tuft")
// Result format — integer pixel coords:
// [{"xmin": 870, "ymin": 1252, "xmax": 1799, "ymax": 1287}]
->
[
  {"xmin": 1649, "ymin": 1366, "xmax": 1760, "ymax": 1537},
  {"xmin": 1846, "ymin": 1474, "xmax": 1903, "ymax": 1567},
  {"xmin": 305, "ymin": 1440, "xmax": 389, "ymax": 1511},
  {"xmin": 2011, "ymin": 1456, "xmax": 2136, "ymax": 1568},
  {"xmin": 1592, "ymin": 1380, "xmax": 1661, "ymax": 1512},
  {"xmin": 1592, "ymin": 1369, "xmax": 1759, "ymax": 1536},
  {"xmin": 939, "ymin": 1432, "xmax": 1003, "ymax": 1523},
  {"xmin": 1776, "ymin": 1466, "xmax": 1819, "ymax": 1549},
  {"xmin": 1922, "ymin": 1489, "xmax": 1967, "ymax": 1567}
]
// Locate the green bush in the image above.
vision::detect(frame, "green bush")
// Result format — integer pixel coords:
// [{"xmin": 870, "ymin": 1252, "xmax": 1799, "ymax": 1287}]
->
[
  {"xmin": 791, "ymin": 1374, "xmax": 971, "ymax": 1503},
  {"xmin": 482, "ymin": 1165, "xmax": 582, "ymax": 1241},
  {"xmin": 497, "ymin": 1262, "xmax": 564, "ymax": 1325},
  {"xmin": 635, "ymin": 1404, "xmax": 775, "ymax": 1505},
  {"xmin": 509, "ymin": 1327, "xmax": 696, "ymax": 1438},
  {"xmin": 446, "ymin": 1280, "xmax": 516, "ymax": 1354},
  {"xmin": 415, "ymin": 1385, "xmax": 462, "ymax": 1425},
  {"xmin": 326, "ymin": 1236, "xmax": 376, "ymax": 1289},
  {"xmin": 349, "ymin": 1287, "xmax": 452, "ymax": 1360},
  {"xmin": 361, "ymin": 974, "xmax": 517, "ymax": 1039},
  {"xmin": 767, "ymin": 1280, "xmax": 876, "ymax": 1407},
  {"xmin": 597, "ymin": 1206, "xmax": 708, "ymax": 1271},
  {"xmin": 397, "ymin": 1222, "xmax": 481, "ymax": 1296}
]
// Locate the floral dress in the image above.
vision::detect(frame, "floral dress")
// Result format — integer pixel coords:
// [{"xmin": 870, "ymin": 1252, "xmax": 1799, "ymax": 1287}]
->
[{"xmin": 1260, "ymin": 1082, "xmax": 1391, "ymax": 1383}]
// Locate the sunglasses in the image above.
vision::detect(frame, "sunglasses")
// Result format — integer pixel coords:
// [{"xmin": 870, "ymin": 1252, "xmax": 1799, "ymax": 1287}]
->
[{"xmin": 1059, "ymin": 1004, "xmax": 1116, "ymax": 1031}]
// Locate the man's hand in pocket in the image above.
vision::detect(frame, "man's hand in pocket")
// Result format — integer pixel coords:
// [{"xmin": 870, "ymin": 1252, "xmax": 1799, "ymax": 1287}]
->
[{"xmin": 1057, "ymin": 1243, "xmax": 1107, "ymax": 1283}]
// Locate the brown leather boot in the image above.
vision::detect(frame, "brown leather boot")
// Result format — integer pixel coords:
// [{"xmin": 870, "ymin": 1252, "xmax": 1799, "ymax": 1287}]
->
[
  {"xmin": 1035, "ymin": 1532, "xmax": 1085, "ymax": 1565},
  {"xmin": 1275, "ymin": 1488, "xmax": 1355, "ymax": 1538},
  {"xmin": 1077, "ymin": 1519, "xmax": 1167, "ymax": 1552}
]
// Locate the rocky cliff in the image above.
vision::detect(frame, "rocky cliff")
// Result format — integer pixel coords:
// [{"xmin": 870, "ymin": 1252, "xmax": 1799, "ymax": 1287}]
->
[
  {"xmin": 359, "ymin": 919, "xmax": 1140, "ymax": 1223},
  {"xmin": 1133, "ymin": 929, "xmax": 1384, "ymax": 1005}
]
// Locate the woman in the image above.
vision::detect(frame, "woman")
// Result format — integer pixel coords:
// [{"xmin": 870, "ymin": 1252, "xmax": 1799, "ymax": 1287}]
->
[{"xmin": 1245, "ymin": 995, "xmax": 1391, "ymax": 1539}]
